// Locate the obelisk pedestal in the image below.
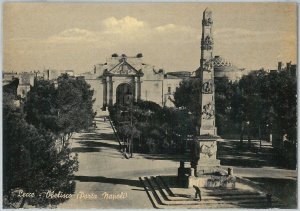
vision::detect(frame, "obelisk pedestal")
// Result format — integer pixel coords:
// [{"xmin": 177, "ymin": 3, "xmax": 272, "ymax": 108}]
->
[{"xmin": 194, "ymin": 136, "xmax": 220, "ymax": 173}]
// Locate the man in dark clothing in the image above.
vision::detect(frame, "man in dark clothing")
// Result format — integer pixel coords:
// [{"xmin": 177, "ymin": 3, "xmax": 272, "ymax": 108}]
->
[{"xmin": 193, "ymin": 185, "xmax": 202, "ymax": 201}]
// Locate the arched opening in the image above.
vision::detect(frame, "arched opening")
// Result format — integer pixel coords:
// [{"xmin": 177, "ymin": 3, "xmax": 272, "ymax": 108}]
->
[{"xmin": 116, "ymin": 83, "xmax": 134, "ymax": 105}]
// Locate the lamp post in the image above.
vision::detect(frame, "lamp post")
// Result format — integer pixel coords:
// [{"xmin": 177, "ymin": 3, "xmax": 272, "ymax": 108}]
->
[
  {"xmin": 119, "ymin": 92, "xmax": 134, "ymax": 159},
  {"xmin": 124, "ymin": 92, "xmax": 134, "ymax": 158},
  {"xmin": 259, "ymin": 124, "xmax": 261, "ymax": 149},
  {"xmin": 246, "ymin": 121, "xmax": 251, "ymax": 148},
  {"xmin": 119, "ymin": 109, "xmax": 128, "ymax": 156}
]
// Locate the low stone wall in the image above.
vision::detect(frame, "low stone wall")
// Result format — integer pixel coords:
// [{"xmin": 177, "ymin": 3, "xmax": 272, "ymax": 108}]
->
[{"xmin": 188, "ymin": 175, "xmax": 236, "ymax": 188}]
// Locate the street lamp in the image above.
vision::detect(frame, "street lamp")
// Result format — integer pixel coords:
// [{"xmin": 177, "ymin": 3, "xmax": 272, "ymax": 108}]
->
[
  {"xmin": 246, "ymin": 121, "xmax": 251, "ymax": 148},
  {"xmin": 124, "ymin": 93, "xmax": 134, "ymax": 158}
]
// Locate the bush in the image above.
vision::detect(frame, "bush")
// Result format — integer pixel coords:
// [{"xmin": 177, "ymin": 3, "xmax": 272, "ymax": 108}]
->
[{"xmin": 109, "ymin": 100, "xmax": 193, "ymax": 154}]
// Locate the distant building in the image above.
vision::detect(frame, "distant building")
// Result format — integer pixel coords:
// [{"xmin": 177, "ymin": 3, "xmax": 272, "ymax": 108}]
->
[
  {"xmin": 213, "ymin": 56, "xmax": 247, "ymax": 81},
  {"xmin": 3, "ymin": 69, "xmax": 75, "ymax": 99},
  {"xmin": 268, "ymin": 61, "xmax": 297, "ymax": 76},
  {"xmin": 2, "ymin": 71, "xmax": 18, "ymax": 86},
  {"xmin": 42, "ymin": 69, "xmax": 75, "ymax": 80},
  {"xmin": 17, "ymin": 72, "xmax": 35, "ymax": 98},
  {"xmin": 164, "ymin": 72, "xmax": 190, "ymax": 107},
  {"xmin": 3, "ymin": 71, "xmax": 35, "ymax": 98},
  {"xmin": 3, "ymin": 78, "xmax": 21, "ymax": 109}
]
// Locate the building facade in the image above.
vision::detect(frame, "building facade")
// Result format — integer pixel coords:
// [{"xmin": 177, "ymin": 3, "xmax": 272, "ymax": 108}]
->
[
  {"xmin": 3, "ymin": 71, "xmax": 35, "ymax": 98},
  {"xmin": 80, "ymin": 54, "xmax": 187, "ymax": 116}
]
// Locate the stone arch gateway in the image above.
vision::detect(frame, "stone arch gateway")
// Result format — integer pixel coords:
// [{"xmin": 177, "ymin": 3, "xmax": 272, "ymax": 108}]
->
[{"xmin": 116, "ymin": 83, "xmax": 134, "ymax": 105}]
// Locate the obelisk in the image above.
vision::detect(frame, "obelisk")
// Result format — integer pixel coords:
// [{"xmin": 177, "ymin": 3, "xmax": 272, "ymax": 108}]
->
[{"xmin": 195, "ymin": 8, "xmax": 220, "ymax": 172}]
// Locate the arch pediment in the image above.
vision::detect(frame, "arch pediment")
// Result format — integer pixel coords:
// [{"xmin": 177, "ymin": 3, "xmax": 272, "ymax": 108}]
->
[{"xmin": 104, "ymin": 58, "xmax": 143, "ymax": 77}]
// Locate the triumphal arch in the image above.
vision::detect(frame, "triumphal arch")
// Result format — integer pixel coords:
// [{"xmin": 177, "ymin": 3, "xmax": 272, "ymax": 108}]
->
[{"xmin": 81, "ymin": 54, "xmax": 185, "ymax": 115}]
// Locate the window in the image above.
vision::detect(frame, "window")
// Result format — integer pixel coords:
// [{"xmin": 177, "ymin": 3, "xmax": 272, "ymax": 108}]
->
[{"xmin": 168, "ymin": 87, "xmax": 171, "ymax": 93}]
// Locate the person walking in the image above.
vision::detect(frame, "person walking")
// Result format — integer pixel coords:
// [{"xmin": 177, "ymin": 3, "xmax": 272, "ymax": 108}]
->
[{"xmin": 193, "ymin": 185, "xmax": 202, "ymax": 201}]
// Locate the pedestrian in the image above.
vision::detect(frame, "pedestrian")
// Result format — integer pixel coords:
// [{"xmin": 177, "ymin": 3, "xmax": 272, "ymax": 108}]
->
[{"xmin": 193, "ymin": 185, "xmax": 202, "ymax": 201}]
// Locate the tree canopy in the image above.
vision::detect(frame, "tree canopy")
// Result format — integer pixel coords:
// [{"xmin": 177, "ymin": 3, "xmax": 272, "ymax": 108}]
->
[
  {"xmin": 173, "ymin": 70, "xmax": 297, "ymax": 142},
  {"xmin": 174, "ymin": 78, "xmax": 202, "ymax": 113},
  {"xmin": 3, "ymin": 74, "xmax": 97, "ymax": 207},
  {"xmin": 24, "ymin": 74, "xmax": 96, "ymax": 147},
  {"xmin": 3, "ymin": 91, "xmax": 78, "ymax": 208}
]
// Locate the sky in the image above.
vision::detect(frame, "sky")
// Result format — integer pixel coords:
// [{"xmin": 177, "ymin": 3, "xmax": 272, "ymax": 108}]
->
[{"xmin": 3, "ymin": 3, "xmax": 297, "ymax": 73}]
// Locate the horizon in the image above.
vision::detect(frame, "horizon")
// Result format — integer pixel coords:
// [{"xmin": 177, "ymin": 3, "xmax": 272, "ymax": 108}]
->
[{"xmin": 3, "ymin": 3, "xmax": 297, "ymax": 74}]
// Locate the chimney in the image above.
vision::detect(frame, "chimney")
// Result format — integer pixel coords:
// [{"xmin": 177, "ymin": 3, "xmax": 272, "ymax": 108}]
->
[
  {"xmin": 278, "ymin": 62, "xmax": 282, "ymax": 71},
  {"xmin": 286, "ymin": 62, "xmax": 291, "ymax": 72}
]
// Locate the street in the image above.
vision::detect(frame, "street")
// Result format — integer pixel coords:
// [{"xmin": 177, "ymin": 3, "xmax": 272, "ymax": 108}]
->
[{"xmin": 58, "ymin": 117, "xmax": 297, "ymax": 208}]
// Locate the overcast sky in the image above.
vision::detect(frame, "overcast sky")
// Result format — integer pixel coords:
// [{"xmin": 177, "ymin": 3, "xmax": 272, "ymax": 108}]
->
[{"xmin": 3, "ymin": 3, "xmax": 297, "ymax": 73}]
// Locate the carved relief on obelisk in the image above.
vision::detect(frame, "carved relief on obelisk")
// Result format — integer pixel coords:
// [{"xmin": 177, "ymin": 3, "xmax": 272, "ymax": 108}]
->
[{"xmin": 199, "ymin": 8, "xmax": 217, "ymax": 136}]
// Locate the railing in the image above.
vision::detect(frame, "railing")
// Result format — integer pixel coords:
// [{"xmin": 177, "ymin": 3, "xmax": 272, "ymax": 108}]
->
[{"xmin": 107, "ymin": 116, "xmax": 122, "ymax": 150}]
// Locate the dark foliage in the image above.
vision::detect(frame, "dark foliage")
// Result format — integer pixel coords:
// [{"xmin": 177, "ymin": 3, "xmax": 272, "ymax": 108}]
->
[
  {"xmin": 174, "ymin": 78, "xmax": 201, "ymax": 114},
  {"xmin": 3, "ymin": 92, "xmax": 78, "ymax": 208},
  {"xmin": 109, "ymin": 100, "xmax": 195, "ymax": 154},
  {"xmin": 173, "ymin": 69, "xmax": 297, "ymax": 167},
  {"xmin": 24, "ymin": 74, "xmax": 96, "ymax": 146}
]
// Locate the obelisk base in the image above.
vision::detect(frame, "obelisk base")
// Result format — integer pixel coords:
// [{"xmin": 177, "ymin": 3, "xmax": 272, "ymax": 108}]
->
[{"xmin": 195, "ymin": 135, "xmax": 220, "ymax": 174}]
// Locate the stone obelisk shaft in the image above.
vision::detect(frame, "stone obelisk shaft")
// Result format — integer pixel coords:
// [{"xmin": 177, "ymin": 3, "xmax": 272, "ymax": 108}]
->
[{"xmin": 198, "ymin": 8, "xmax": 217, "ymax": 136}]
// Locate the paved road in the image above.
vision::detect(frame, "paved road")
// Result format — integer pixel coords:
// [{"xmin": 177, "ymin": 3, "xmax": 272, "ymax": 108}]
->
[
  {"xmin": 58, "ymin": 117, "xmax": 179, "ymax": 208},
  {"xmin": 58, "ymin": 117, "xmax": 297, "ymax": 208}
]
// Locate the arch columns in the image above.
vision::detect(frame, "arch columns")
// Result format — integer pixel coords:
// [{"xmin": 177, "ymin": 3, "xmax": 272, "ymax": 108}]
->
[
  {"xmin": 135, "ymin": 76, "xmax": 141, "ymax": 101},
  {"xmin": 102, "ymin": 77, "xmax": 107, "ymax": 109},
  {"xmin": 108, "ymin": 76, "xmax": 113, "ymax": 106},
  {"xmin": 103, "ymin": 74, "xmax": 141, "ymax": 106}
]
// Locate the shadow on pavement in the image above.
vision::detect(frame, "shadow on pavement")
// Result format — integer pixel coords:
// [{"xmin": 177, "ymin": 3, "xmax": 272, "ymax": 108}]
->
[
  {"xmin": 244, "ymin": 177, "xmax": 297, "ymax": 208},
  {"xmin": 217, "ymin": 141, "xmax": 284, "ymax": 168},
  {"xmin": 219, "ymin": 156, "xmax": 273, "ymax": 168},
  {"xmin": 72, "ymin": 147, "xmax": 102, "ymax": 153},
  {"xmin": 77, "ymin": 140, "xmax": 119, "ymax": 150},
  {"xmin": 74, "ymin": 176, "xmax": 142, "ymax": 188},
  {"xmin": 158, "ymin": 175, "xmax": 185, "ymax": 188},
  {"xmin": 139, "ymin": 154, "xmax": 189, "ymax": 162},
  {"xmin": 74, "ymin": 133, "xmax": 116, "ymax": 141}
]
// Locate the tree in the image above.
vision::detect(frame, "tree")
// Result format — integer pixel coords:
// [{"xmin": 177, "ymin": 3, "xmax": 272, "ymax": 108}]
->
[
  {"xmin": 24, "ymin": 74, "xmax": 96, "ymax": 148},
  {"xmin": 174, "ymin": 77, "xmax": 238, "ymax": 136},
  {"xmin": 110, "ymin": 100, "xmax": 196, "ymax": 154},
  {"xmin": 174, "ymin": 78, "xmax": 202, "ymax": 114},
  {"xmin": 24, "ymin": 80, "xmax": 58, "ymax": 132},
  {"xmin": 3, "ymin": 92, "xmax": 78, "ymax": 208},
  {"xmin": 236, "ymin": 69, "xmax": 296, "ymax": 142},
  {"xmin": 215, "ymin": 77, "xmax": 238, "ymax": 135},
  {"xmin": 56, "ymin": 74, "xmax": 96, "ymax": 146},
  {"xmin": 263, "ymin": 70, "xmax": 297, "ymax": 142}
]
